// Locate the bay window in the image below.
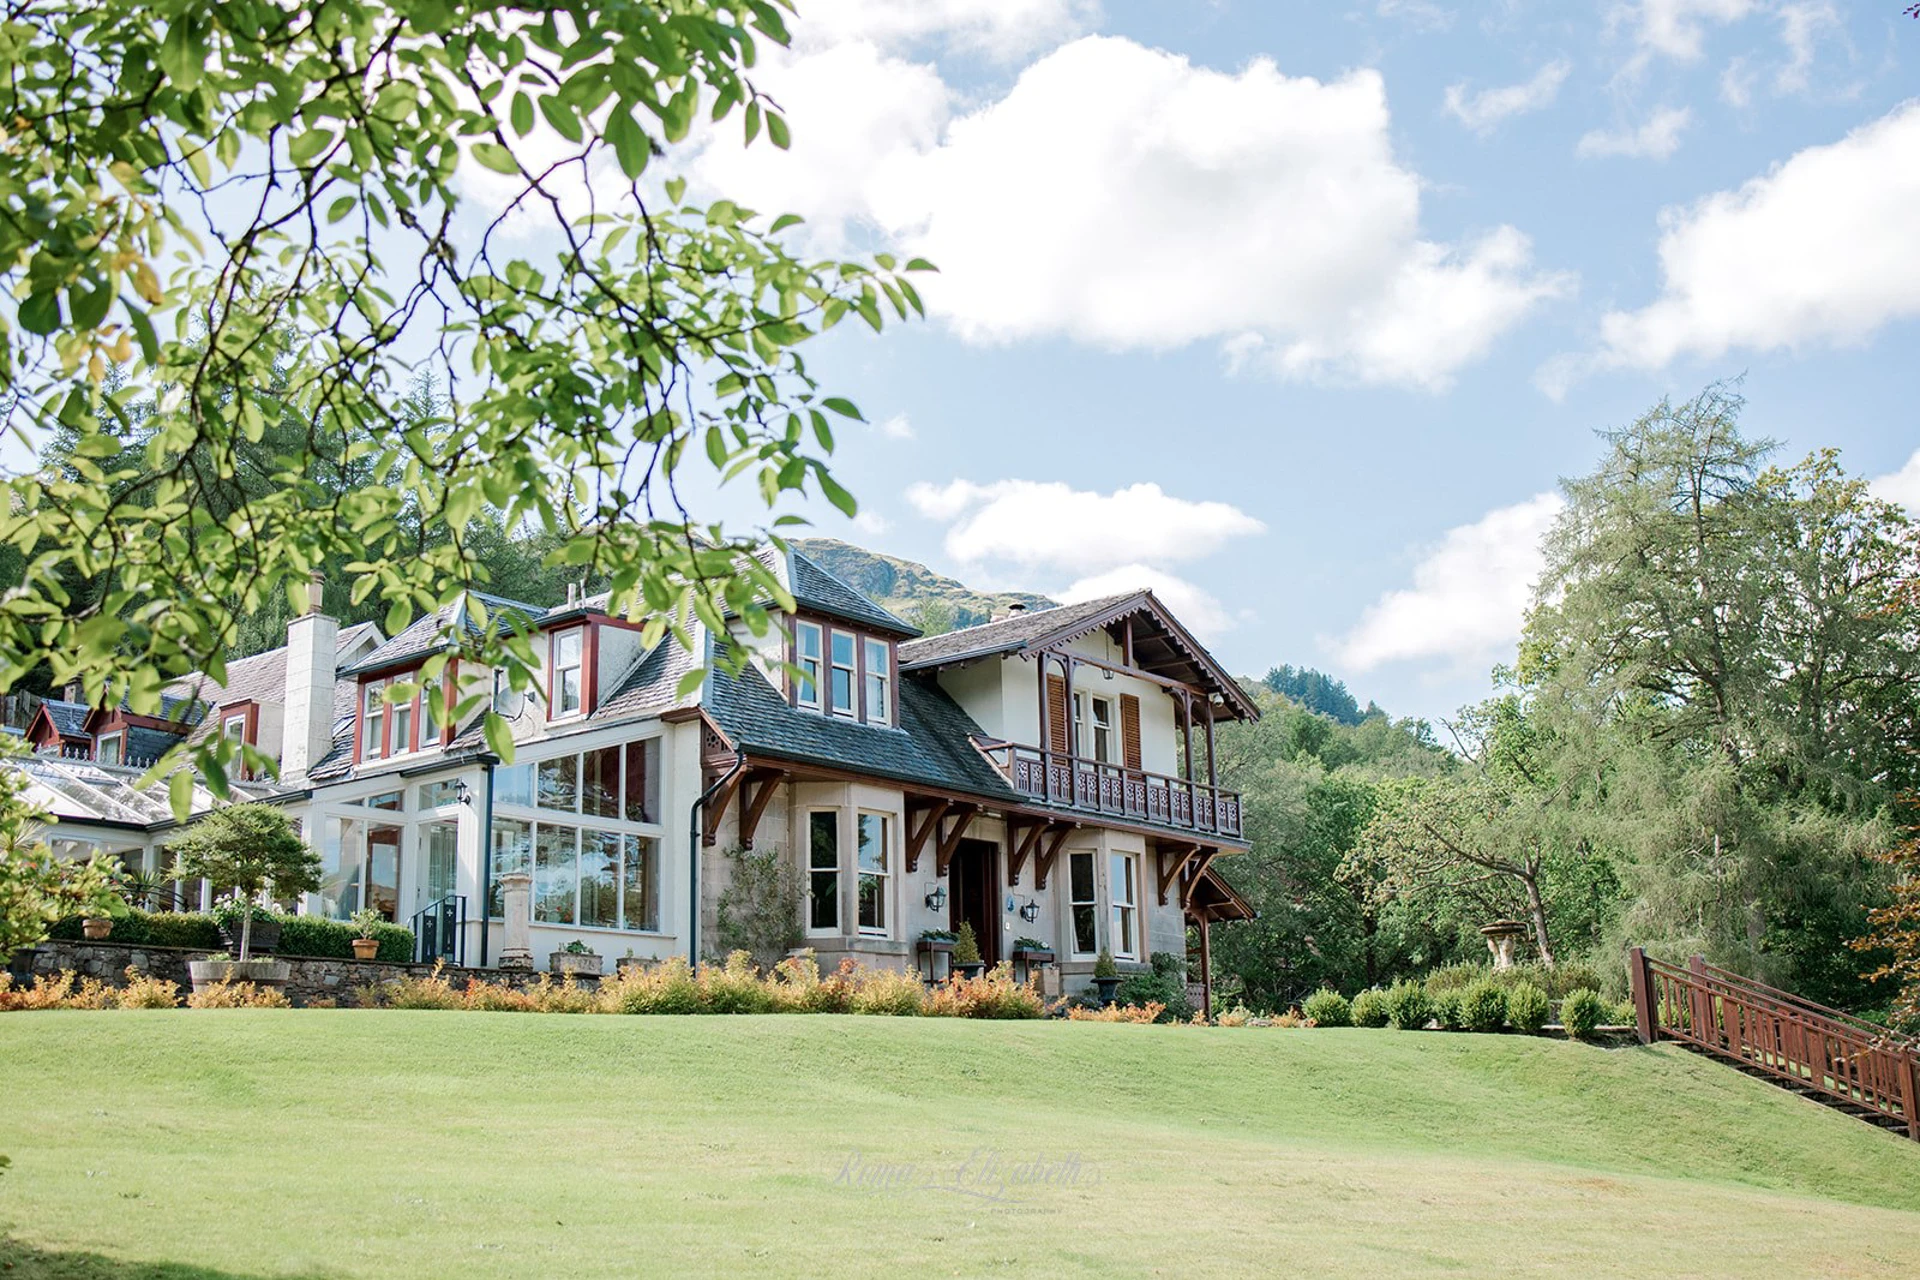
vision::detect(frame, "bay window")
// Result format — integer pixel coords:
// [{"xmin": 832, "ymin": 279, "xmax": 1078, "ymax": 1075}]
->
[
  {"xmin": 489, "ymin": 819, "xmax": 531, "ymax": 919},
  {"xmin": 534, "ymin": 825, "xmax": 578, "ymax": 924},
  {"xmin": 1069, "ymin": 851, "xmax": 1098, "ymax": 956},
  {"xmin": 1110, "ymin": 853, "xmax": 1138, "ymax": 959},
  {"xmin": 807, "ymin": 811, "xmax": 839, "ymax": 933},
  {"xmin": 856, "ymin": 813, "xmax": 890, "ymax": 935}
]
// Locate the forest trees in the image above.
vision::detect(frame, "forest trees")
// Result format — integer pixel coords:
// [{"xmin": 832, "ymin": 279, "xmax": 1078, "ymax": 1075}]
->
[{"xmin": 0, "ymin": 0, "xmax": 928, "ymax": 804}]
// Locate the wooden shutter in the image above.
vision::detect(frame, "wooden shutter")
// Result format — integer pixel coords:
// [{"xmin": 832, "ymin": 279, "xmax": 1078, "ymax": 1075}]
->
[
  {"xmin": 1120, "ymin": 694, "xmax": 1142, "ymax": 771},
  {"xmin": 1046, "ymin": 674, "xmax": 1069, "ymax": 755}
]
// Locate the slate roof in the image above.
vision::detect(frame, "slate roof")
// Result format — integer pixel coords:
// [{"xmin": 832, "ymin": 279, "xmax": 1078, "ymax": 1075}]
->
[
  {"xmin": 342, "ymin": 594, "xmax": 547, "ymax": 677},
  {"xmin": 38, "ymin": 700, "xmax": 90, "ymax": 738},
  {"xmin": 166, "ymin": 621, "xmax": 383, "ymax": 745},
  {"xmin": 897, "ymin": 594, "xmax": 1131, "ymax": 668},
  {"xmin": 783, "ymin": 548, "xmax": 919, "ymax": 637}
]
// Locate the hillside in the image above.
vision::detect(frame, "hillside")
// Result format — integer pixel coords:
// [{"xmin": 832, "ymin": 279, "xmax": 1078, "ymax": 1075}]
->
[
  {"xmin": 5, "ymin": 1014, "xmax": 1920, "ymax": 1278},
  {"xmin": 792, "ymin": 537, "xmax": 1054, "ymax": 634}
]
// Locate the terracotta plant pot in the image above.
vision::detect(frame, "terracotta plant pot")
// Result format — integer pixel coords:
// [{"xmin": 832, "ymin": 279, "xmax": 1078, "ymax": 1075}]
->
[
  {"xmin": 351, "ymin": 937, "xmax": 381, "ymax": 962},
  {"xmin": 188, "ymin": 958, "xmax": 292, "ymax": 994},
  {"xmin": 81, "ymin": 917, "xmax": 113, "ymax": 941}
]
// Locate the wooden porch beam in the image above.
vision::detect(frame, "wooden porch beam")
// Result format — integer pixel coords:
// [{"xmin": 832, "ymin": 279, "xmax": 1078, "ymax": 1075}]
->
[
  {"xmin": 1033, "ymin": 824, "xmax": 1072, "ymax": 890},
  {"xmin": 934, "ymin": 805, "xmax": 978, "ymax": 879},
  {"xmin": 1006, "ymin": 818, "xmax": 1046, "ymax": 887},
  {"xmin": 736, "ymin": 769, "xmax": 784, "ymax": 850},
  {"xmin": 904, "ymin": 799, "xmax": 949, "ymax": 875}
]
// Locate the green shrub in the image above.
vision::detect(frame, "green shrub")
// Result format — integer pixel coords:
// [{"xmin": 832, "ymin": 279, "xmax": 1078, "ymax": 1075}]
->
[
  {"xmin": 1349, "ymin": 988, "xmax": 1390, "ymax": 1028},
  {"xmin": 1461, "ymin": 981, "xmax": 1508, "ymax": 1033},
  {"xmin": 1424, "ymin": 960, "xmax": 1612, "ymax": 1002},
  {"xmin": 275, "ymin": 914, "xmax": 413, "ymax": 963},
  {"xmin": 1562, "ymin": 988, "xmax": 1607, "ymax": 1040},
  {"xmin": 1301, "ymin": 988, "xmax": 1350, "ymax": 1028},
  {"xmin": 1385, "ymin": 979, "xmax": 1434, "ymax": 1030},
  {"xmin": 1613, "ymin": 998, "xmax": 1638, "ymax": 1028},
  {"xmin": 1432, "ymin": 990, "xmax": 1467, "ymax": 1031},
  {"xmin": 143, "ymin": 912, "xmax": 222, "ymax": 949},
  {"xmin": 1506, "ymin": 981, "xmax": 1550, "ymax": 1034},
  {"xmin": 1114, "ymin": 952, "xmax": 1193, "ymax": 1022}
]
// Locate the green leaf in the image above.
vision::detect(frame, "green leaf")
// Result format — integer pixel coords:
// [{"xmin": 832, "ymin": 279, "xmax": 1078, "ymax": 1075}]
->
[
  {"xmin": 606, "ymin": 110, "xmax": 649, "ymax": 179},
  {"xmin": 473, "ymin": 141, "xmax": 519, "ymax": 175},
  {"xmin": 820, "ymin": 397, "xmax": 864, "ymax": 422},
  {"xmin": 483, "ymin": 712, "xmax": 516, "ymax": 764},
  {"xmin": 19, "ymin": 289, "xmax": 60, "ymax": 336},
  {"xmin": 538, "ymin": 94, "xmax": 585, "ymax": 144},
  {"xmin": 69, "ymin": 283, "xmax": 113, "ymax": 330},
  {"xmin": 511, "ymin": 92, "xmax": 535, "ymax": 137},
  {"xmin": 665, "ymin": 177, "xmax": 687, "ymax": 204},
  {"xmin": 168, "ymin": 769, "xmax": 193, "ymax": 821},
  {"xmin": 817, "ymin": 471, "xmax": 858, "ymax": 518},
  {"xmin": 289, "ymin": 129, "xmax": 337, "ymax": 167},
  {"xmin": 326, "ymin": 196, "xmax": 356, "ymax": 224},
  {"xmin": 124, "ymin": 303, "xmax": 158, "ymax": 365},
  {"xmin": 159, "ymin": 19, "xmax": 204, "ymax": 92},
  {"xmin": 675, "ymin": 667, "xmax": 709, "ymax": 699},
  {"xmin": 385, "ymin": 599, "xmax": 412, "ymax": 634},
  {"xmin": 769, "ymin": 213, "xmax": 803, "ymax": 233},
  {"xmin": 766, "ymin": 111, "xmax": 790, "ymax": 150}
]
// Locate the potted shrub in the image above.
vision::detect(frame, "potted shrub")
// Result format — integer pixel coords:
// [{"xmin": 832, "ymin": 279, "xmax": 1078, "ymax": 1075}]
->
[
  {"xmin": 349, "ymin": 909, "xmax": 384, "ymax": 962},
  {"xmin": 212, "ymin": 894, "xmax": 282, "ymax": 954},
  {"xmin": 168, "ymin": 804, "xmax": 321, "ymax": 994},
  {"xmin": 549, "ymin": 939, "xmax": 604, "ymax": 978},
  {"xmin": 1092, "ymin": 948, "xmax": 1121, "ymax": 1006},
  {"xmin": 952, "ymin": 922, "xmax": 985, "ymax": 979}
]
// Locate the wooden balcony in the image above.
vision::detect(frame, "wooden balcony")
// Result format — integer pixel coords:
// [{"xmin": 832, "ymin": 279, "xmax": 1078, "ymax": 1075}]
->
[{"xmin": 974, "ymin": 740, "xmax": 1244, "ymax": 840}]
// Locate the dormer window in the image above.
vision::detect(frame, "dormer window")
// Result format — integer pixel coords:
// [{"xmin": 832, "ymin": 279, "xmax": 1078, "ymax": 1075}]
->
[
  {"xmin": 829, "ymin": 632, "xmax": 857, "ymax": 717},
  {"xmin": 96, "ymin": 732, "xmax": 124, "ymax": 766},
  {"xmin": 793, "ymin": 621, "xmax": 823, "ymax": 709},
  {"xmin": 363, "ymin": 679, "xmax": 386, "ymax": 761},
  {"xmin": 551, "ymin": 628, "xmax": 583, "ymax": 717},
  {"xmin": 223, "ymin": 713, "xmax": 248, "ymax": 744},
  {"xmin": 863, "ymin": 638, "xmax": 892, "ymax": 727}
]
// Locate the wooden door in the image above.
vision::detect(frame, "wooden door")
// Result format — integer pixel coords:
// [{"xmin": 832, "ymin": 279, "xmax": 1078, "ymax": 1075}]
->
[{"xmin": 949, "ymin": 838, "xmax": 1001, "ymax": 964}]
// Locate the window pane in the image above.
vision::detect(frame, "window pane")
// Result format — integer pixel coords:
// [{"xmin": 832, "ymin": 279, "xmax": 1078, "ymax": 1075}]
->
[
  {"xmin": 556, "ymin": 629, "xmax": 581, "ymax": 665},
  {"xmin": 367, "ymin": 790, "xmax": 404, "ymax": 811},
  {"xmin": 423, "ymin": 823, "xmax": 458, "ymax": 904},
  {"xmin": 583, "ymin": 746, "xmax": 621, "ymax": 818},
  {"xmin": 830, "ymin": 632, "xmax": 855, "ymax": 714},
  {"xmin": 1070, "ymin": 852, "xmax": 1094, "ymax": 903},
  {"xmin": 796, "ymin": 624, "xmax": 822, "ymax": 659},
  {"xmin": 496, "ymin": 763, "xmax": 534, "ymax": 808},
  {"xmin": 624, "ymin": 739, "xmax": 660, "ymax": 824},
  {"xmin": 623, "ymin": 836, "xmax": 659, "ymax": 932},
  {"xmin": 1073, "ymin": 905, "xmax": 1098, "ymax": 956},
  {"xmin": 322, "ymin": 818, "xmax": 368, "ymax": 920},
  {"xmin": 795, "ymin": 623, "xmax": 823, "ymax": 707},
  {"xmin": 368, "ymin": 825, "xmax": 402, "ymax": 921},
  {"xmin": 857, "ymin": 815, "xmax": 887, "ymax": 873},
  {"xmin": 535, "ymin": 825, "xmax": 577, "ymax": 924},
  {"xmin": 857, "ymin": 815, "xmax": 888, "ymax": 933},
  {"xmin": 417, "ymin": 779, "xmax": 461, "ymax": 809},
  {"xmin": 559, "ymin": 668, "xmax": 582, "ymax": 715},
  {"xmin": 489, "ymin": 819, "xmax": 531, "ymax": 920},
  {"xmin": 580, "ymin": 830, "xmax": 619, "ymax": 929},
  {"xmin": 808, "ymin": 812, "xmax": 838, "ymax": 931},
  {"xmin": 537, "ymin": 755, "xmax": 578, "ymax": 811},
  {"xmin": 393, "ymin": 700, "xmax": 413, "ymax": 753}
]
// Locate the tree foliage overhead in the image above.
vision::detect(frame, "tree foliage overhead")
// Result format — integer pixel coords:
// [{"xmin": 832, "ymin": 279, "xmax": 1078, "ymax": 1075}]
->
[{"xmin": 0, "ymin": 0, "xmax": 929, "ymax": 802}]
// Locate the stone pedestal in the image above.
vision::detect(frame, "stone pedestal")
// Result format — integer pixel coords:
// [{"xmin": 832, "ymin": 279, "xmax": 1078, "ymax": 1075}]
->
[
  {"xmin": 1481, "ymin": 920, "xmax": 1528, "ymax": 970},
  {"xmin": 498, "ymin": 871, "xmax": 534, "ymax": 971}
]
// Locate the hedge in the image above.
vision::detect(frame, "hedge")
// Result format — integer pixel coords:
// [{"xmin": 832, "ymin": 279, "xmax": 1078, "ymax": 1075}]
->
[{"xmin": 46, "ymin": 909, "xmax": 411, "ymax": 961}]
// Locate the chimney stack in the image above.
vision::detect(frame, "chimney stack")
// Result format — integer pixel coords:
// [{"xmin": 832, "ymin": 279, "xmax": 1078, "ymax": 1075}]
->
[{"xmin": 282, "ymin": 573, "xmax": 338, "ymax": 780}]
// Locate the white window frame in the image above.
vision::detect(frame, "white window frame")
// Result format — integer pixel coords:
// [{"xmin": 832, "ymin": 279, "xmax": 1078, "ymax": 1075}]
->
[
  {"xmin": 550, "ymin": 628, "xmax": 584, "ymax": 719},
  {"xmin": 855, "ymin": 811, "xmax": 891, "ymax": 937},
  {"xmin": 391, "ymin": 690, "xmax": 414, "ymax": 757},
  {"xmin": 828, "ymin": 631, "xmax": 857, "ymax": 719},
  {"xmin": 862, "ymin": 638, "xmax": 891, "ymax": 726},
  {"xmin": 805, "ymin": 810, "xmax": 841, "ymax": 936},
  {"xmin": 96, "ymin": 731, "xmax": 125, "ymax": 767},
  {"xmin": 1088, "ymin": 695, "xmax": 1114, "ymax": 764},
  {"xmin": 362, "ymin": 679, "xmax": 387, "ymax": 761},
  {"xmin": 1110, "ymin": 853, "xmax": 1139, "ymax": 960},
  {"xmin": 793, "ymin": 620, "xmax": 823, "ymax": 710},
  {"xmin": 223, "ymin": 713, "xmax": 247, "ymax": 743},
  {"xmin": 1068, "ymin": 850, "xmax": 1098, "ymax": 958}
]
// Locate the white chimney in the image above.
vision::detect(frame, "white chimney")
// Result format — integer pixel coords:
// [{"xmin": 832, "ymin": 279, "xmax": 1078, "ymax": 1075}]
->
[{"xmin": 282, "ymin": 575, "xmax": 338, "ymax": 781}]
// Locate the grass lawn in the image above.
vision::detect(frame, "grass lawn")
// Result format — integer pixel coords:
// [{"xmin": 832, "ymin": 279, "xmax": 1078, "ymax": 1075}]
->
[{"xmin": 5, "ymin": 1013, "xmax": 1920, "ymax": 1277}]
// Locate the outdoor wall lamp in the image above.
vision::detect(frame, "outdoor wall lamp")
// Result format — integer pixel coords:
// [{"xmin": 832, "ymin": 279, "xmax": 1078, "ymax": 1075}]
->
[
  {"xmin": 924, "ymin": 883, "xmax": 947, "ymax": 911},
  {"xmin": 456, "ymin": 779, "xmax": 473, "ymax": 807},
  {"xmin": 1018, "ymin": 897, "xmax": 1041, "ymax": 923}
]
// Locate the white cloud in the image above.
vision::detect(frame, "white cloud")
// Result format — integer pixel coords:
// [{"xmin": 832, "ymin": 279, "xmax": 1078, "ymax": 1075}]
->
[
  {"xmin": 798, "ymin": 0, "xmax": 1099, "ymax": 61},
  {"xmin": 1332, "ymin": 493, "xmax": 1564, "ymax": 673},
  {"xmin": 876, "ymin": 414, "xmax": 915, "ymax": 440},
  {"xmin": 906, "ymin": 479, "xmax": 1264, "ymax": 574},
  {"xmin": 866, "ymin": 37, "xmax": 1568, "ymax": 389},
  {"xmin": 1622, "ymin": 0, "xmax": 1756, "ymax": 63},
  {"xmin": 1772, "ymin": 1, "xmax": 1838, "ymax": 95},
  {"xmin": 1444, "ymin": 60, "xmax": 1572, "ymax": 135},
  {"xmin": 1577, "ymin": 105, "xmax": 1692, "ymax": 159},
  {"xmin": 1871, "ymin": 449, "xmax": 1920, "ymax": 511},
  {"xmin": 1588, "ymin": 101, "xmax": 1920, "ymax": 371},
  {"xmin": 1376, "ymin": 0, "xmax": 1456, "ymax": 33},
  {"xmin": 1059, "ymin": 565, "xmax": 1234, "ymax": 636},
  {"xmin": 851, "ymin": 510, "xmax": 892, "ymax": 536}
]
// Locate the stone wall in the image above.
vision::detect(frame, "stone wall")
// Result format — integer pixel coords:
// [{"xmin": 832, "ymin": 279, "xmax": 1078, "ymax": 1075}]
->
[{"xmin": 13, "ymin": 939, "xmax": 583, "ymax": 1008}]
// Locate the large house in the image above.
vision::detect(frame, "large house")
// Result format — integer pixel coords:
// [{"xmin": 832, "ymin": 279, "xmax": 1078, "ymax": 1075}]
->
[{"xmin": 13, "ymin": 551, "xmax": 1255, "ymax": 1002}]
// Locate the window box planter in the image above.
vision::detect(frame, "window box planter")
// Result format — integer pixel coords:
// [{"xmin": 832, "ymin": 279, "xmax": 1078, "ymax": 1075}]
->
[
  {"xmin": 81, "ymin": 917, "xmax": 113, "ymax": 941},
  {"xmin": 188, "ymin": 958, "xmax": 292, "ymax": 994},
  {"xmin": 549, "ymin": 951, "xmax": 604, "ymax": 978},
  {"xmin": 1011, "ymin": 947, "xmax": 1055, "ymax": 985}
]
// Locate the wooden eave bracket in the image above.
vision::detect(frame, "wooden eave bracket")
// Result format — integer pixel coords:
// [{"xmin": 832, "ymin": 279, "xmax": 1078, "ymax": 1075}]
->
[
  {"xmin": 905, "ymin": 798, "xmax": 950, "ymax": 874},
  {"xmin": 1033, "ymin": 824, "xmax": 1071, "ymax": 890},
  {"xmin": 700, "ymin": 768, "xmax": 745, "ymax": 848},
  {"xmin": 1156, "ymin": 843, "xmax": 1204, "ymax": 907},
  {"xmin": 1006, "ymin": 818, "xmax": 1046, "ymax": 887},
  {"xmin": 933, "ymin": 805, "xmax": 978, "ymax": 879},
  {"xmin": 1180, "ymin": 849, "xmax": 1219, "ymax": 910},
  {"xmin": 736, "ymin": 768, "xmax": 784, "ymax": 850}
]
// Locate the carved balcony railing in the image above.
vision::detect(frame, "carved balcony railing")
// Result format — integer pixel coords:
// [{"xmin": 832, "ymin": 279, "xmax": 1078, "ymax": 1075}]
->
[{"xmin": 974, "ymin": 740, "xmax": 1243, "ymax": 840}]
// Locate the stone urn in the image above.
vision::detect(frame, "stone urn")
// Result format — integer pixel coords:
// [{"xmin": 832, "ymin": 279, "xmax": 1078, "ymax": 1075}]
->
[
  {"xmin": 550, "ymin": 950, "xmax": 604, "ymax": 978},
  {"xmin": 188, "ymin": 957, "xmax": 292, "ymax": 995},
  {"xmin": 1480, "ymin": 920, "xmax": 1529, "ymax": 970},
  {"xmin": 351, "ymin": 937, "xmax": 381, "ymax": 962},
  {"xmin": 81, "ymin": 917, "xmax": 113, "ymax": 941}
]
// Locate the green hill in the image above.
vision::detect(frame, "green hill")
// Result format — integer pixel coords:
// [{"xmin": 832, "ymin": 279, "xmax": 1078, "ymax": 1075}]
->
[
  {"xmin": 792, "ymin": 537, "xmax": 1053, "ymax": 634},
  {"xmin": 5, "ymin": 1014, "xmax": 1920, "ymax": 1278}
]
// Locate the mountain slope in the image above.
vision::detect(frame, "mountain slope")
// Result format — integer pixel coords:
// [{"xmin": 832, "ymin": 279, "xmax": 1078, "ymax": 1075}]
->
[{"xmin": 792, "ymin": 538, "xmax": 1053, "ymax": 634}]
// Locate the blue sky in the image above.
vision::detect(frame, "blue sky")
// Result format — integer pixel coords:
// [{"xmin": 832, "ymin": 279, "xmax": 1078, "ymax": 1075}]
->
[{"xmin": 657, "ymin": 0, "xmax": 1917, "ymax": 728}]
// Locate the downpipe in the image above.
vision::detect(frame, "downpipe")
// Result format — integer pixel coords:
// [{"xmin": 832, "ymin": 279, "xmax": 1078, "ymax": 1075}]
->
[{"xmin": 688, "ymin": 748, "xmax": 746, "ymax": 967}]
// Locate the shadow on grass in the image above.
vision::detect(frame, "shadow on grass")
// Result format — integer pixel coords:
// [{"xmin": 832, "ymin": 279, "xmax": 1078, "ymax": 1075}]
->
[{"xmin": 0, "ymin": 1238, "xmax": 334, "ymax": 1279}]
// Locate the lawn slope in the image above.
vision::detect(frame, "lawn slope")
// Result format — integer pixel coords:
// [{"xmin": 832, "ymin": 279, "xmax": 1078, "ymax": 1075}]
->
[{"xmin": 4, "ymin": 1013, "xmax": 1920, "ymax": 1278}]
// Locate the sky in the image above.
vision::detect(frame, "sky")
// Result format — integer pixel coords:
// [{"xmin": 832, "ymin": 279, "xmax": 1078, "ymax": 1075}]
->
[{"xmin": 625, "ymin": 0, "xmax": 1916, "ymax": 728}]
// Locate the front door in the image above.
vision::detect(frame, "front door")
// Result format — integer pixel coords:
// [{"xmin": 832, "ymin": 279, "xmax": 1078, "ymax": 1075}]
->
[{"xmin": 949, "ymin": 838, "xmax": 1001, "ymax": 964}]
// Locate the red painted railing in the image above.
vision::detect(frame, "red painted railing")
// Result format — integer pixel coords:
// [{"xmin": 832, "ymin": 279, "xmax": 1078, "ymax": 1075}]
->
[
  {"xmin": 973, "ymin": 739, "xmax": 1243, "ymax": 839},
  {"xmin": 1628, "ymin": 948, "xmax": 1920, "ymax": 1140}
]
